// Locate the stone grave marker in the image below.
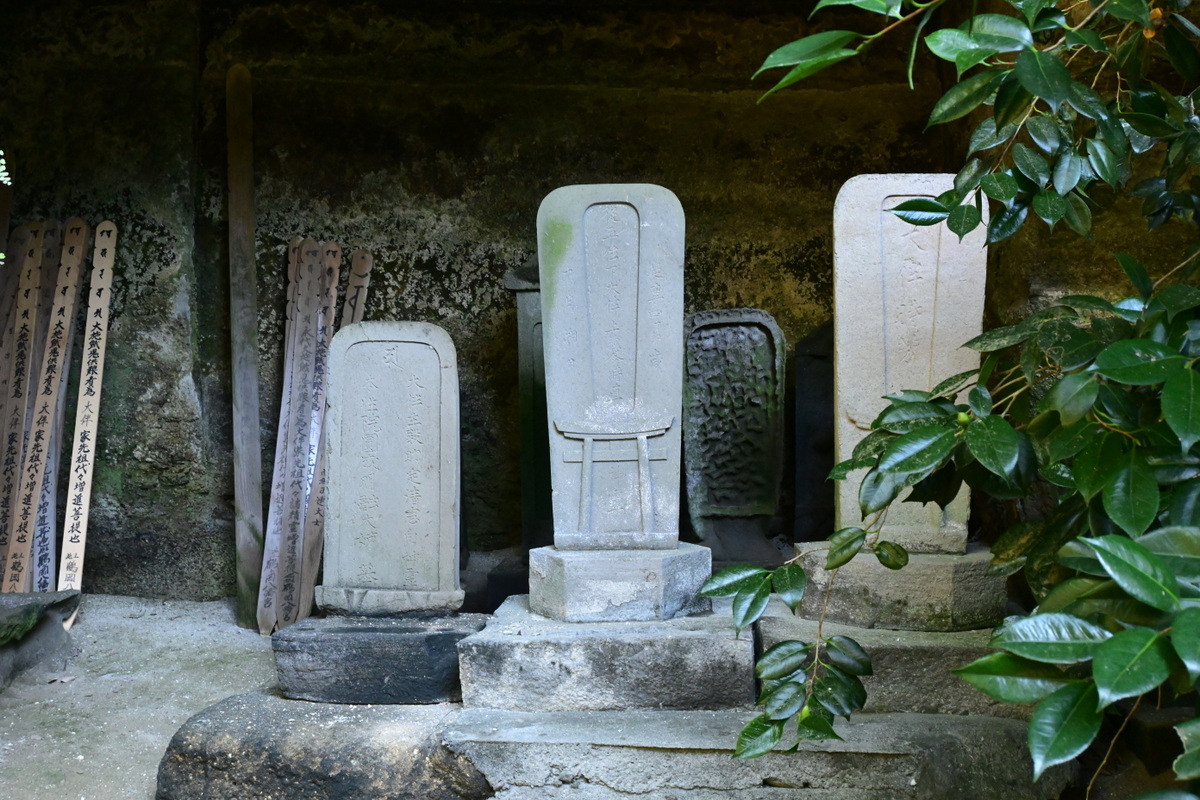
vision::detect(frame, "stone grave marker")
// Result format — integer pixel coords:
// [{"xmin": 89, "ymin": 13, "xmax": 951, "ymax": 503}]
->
[
  {"xmin": 277, "ymin": 321, "xmax": 486, "ymax": 705},
  {"xmin": 682, "ymin": 308, "xmax": 787, "ymax": 564},
  {"xmin": 527, "ymin": 183, "xmax": 710, "ymax": 622}
]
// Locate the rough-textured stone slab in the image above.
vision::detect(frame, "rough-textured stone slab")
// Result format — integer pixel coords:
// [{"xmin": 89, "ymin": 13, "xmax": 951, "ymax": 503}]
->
[
  {"xmin": 833, "ymin": 174, "xmax": 987, "ymax": 554},
  {"xmin": 0, "ymin": 590, "xmax": 77, "ymax": 691},
  {"xmin": 442, "ymin": 708, "xmax": 1074, "ymax": 799},
  {"xmin": 797, "ymin": 545, "xmax": 1006, "ymax": 631},
  {"xmin": 528, "ymin": 542, "xmax": 711, "ymax": 621},
  {"xmin": 755, "ymin": 598, "xmax": 1024, "ymax": 718},
  {"xmin": 156, "ymin": 692, "xmax": 491, "ymax": 800},
  {"xmin": 683, "ymin": 308, "xmax": 787, "ymax": 563},
  {"xmin": 457, "ymin": 595, "xmax": 751, "ymax": 711},
  {"xmin": 536, "ymin": 183, "xmax": 685, "ymax": 550},
  {"xmin": 317, "ymin": 320, "xmax": 464, "ymax": 615},
  {"xmin": 271, "ymin": 613, "xmax": 489, "ymax": 704}
]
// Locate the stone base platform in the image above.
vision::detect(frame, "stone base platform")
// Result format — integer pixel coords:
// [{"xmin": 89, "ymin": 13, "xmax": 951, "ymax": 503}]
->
[
  {"xmin": 272, "ymin": 613, "xmax": 489, "ymax": 704},
  {"xmin": 156, "ymin": 693, "xmax": 1075, "ymax": 800},
  {"xmin": 528, "ymin": 542, "xmax": 711, "ymax": 621},
  {"xmin": 457, "ymin": 595, "xmax": 753, "ymax": 711},
  {"xmin": 797, "ymin": 543, "xmax": 1006, "ymax": 631}
]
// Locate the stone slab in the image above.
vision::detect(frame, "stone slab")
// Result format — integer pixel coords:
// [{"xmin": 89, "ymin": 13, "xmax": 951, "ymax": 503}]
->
[
  {"xmin": 442, "ymin": 708, "xmax": 1074, "ymax": 799},
  {"xmin": 756, "ymin": 598, "xmax": 1024, "ymax": 719},
  {"xmin": 833, "ymin": 174, "xmax": 987, "ymax": 554},
  {"xmin": 156, "ymin": 692, "xmax": 491, "ymax": 800},
  {"xmin": 527, "ymin": 541, "xmax": 711, "ymax": 621},
  {"xmin": 319, "ymin": 320, "xmax": 462, "ymax": 614},
  {"xmin": 271, "ymin": 613, "xmax": 489, "ymax": 704},
  {"xmin": 0, "ymin": 590, "xmax": 77, "ymax": 691},
  {"xmin": 797, "ymin": 544, "xmax": 1006, "ymax": 631},
  {"xmin": 538, "ymin": 184, "xmax": 685, "ymax": 550},
  {"xmin": 457, "ymin": 595, "xmax": 752, "ymax": 711}
]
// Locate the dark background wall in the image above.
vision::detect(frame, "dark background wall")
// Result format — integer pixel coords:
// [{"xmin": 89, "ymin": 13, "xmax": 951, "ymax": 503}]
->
[{"xmin": 0, "ymin": 0, "xmax": 1188, "ymax": 599}]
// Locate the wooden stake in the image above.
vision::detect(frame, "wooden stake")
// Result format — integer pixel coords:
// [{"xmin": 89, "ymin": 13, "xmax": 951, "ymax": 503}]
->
[
  {"xmin": 339, "ymin": 250, "xmax": 373, "ymax": 328},
  {"xmin": 0, "ymin": 225, "xmax": 33, "ymax": 577},
  {"xmin": 57, "ymin": 221, "xmax": 117, "ymax": 595},
  {"xmin": 227, "ymin": 63, "xmax": 264, "ymax": 629},
  {"xmin": 21, "ymin": 220, "xmax": 88, "ymax": 592}
]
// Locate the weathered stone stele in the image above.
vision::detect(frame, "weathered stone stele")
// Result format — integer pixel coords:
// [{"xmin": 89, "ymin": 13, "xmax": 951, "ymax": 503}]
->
[
  {"xmin": 683, "ymin": 308, "xmax": 787, "ymax": 564},
  {"xmin": 315, "ymin": 320, "xmax": 464, "ymax": 615},
  {"xmin": 834, "ymin": 173, "xmax": 987, "ymax": 555},
  {"xmin": 529, "ymin": 183, "xmax": 709, "ymax": 621}
]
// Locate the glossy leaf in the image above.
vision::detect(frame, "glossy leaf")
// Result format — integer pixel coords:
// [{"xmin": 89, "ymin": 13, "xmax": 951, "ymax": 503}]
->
[
  {"xmin": 876, "ymin": 425, "xmax": 958, "ymax": 474},
  {"xmin": 1072, "ymin": 434, "xmax": 1124, "ymax": 500},
  {"xmin": 874, "ymin": 401, "xmax": 953, "ymax": 433},
  {"xmin": 988, "ymin": 521, "xmax": 1043, "ymax": 576},
  {"xmin": 1101, "ymin": 449, "xmax": 1159, "ymax": 537},
  {"xmin": 965, "ymin": 14, "xmax": 1034, "ymax": 52},
  {"xmin": 732, "ymin": 576, "xmax": 773, "ymax": 634},
  {"xmin": 1170, "ymin": 606, "xmax": 1200, "ymax": 684},
  {"xmin": 1087, "ymin": 138, "xmax": 1121, "ymax": 187},
  {"xmin": 700, "ymin": 564, "xmax": 770, "ymax": 597},
  {"xmin": 1063, "ymin": 192, "xmax": 1093, "ymax": 237},
  {"xmin": 757, "ymin": 639, "xmax": 812, "ymax": 680},
  {"xmin": 905, "ymin": 462, "xmax": 962, "ymax": 509},
  {"xmin": 929, "ymin": 69, "xmax": 1004, "ymax": 126},
  {"xmin": 1013, "ymin": 143, "xmax": 1051, "ymax": 186},
  {"xmin": 1092, "ymin": 626, "xmax": 1173, "ymax": 708},
  {"xmin": 968, "ymin": 386, "xmax": 993, "ymax": 416},
  {"xmin": 994, "ymin": 72, "xmax": 1035, "ymax": 130},
  {"xmin": 1138, "ymin": 526, "xmax": 1200, "ymax": 581},
  {"xmin": 1027, "ymin": 115, "xmax": 1061, "ymax": 153},
  {"xmin": 1052, "ymin": 152, "xmax": 1083, "ymax": 195},
  {"xmin": 947, "ymin": 202, "xmax": 983, "ymax": 240},
  {"xmin": 931, "ymin": 368, "xmax": 979, "ymax": 398},
  {"xmin": 1164, "ymin": 368, "xmax": 1200, "ymax": 453},
  {"xmin": 772, "ymin": 562, "xmax": 807, "ymax": 613},
  {"xmin": 1106, "ymin": 0, "xmax": 1153, "ymax": 27},
  {"xmin": 987, "ymin": 202, "xmax": 1029, "ymax": 243},
  {"xmin": 859, "ymin": 468, "xmax": 902, "ymax": 516},
  {"xmin": 1174, "ymin": 719, "xmax": 1200, "ymax": 780},
  {"xmin": 890, "ymin": 198, "xmax": 951, "ymax": 225},
  {"xmin": 755, "ymin": 30, "xmax": 860, "ymax": 75},
  {"xmin": 851, "ymin": 428, "xmax": 893, "ymax": 461},
  {"xmin": 813, "ymin": 665, "xmax": 867, "ymax": 719},
  {"xmin": 981, "ymin": 172, "xmax": 1020, "ymax": 203},
  {"xmin": 762, "ymin": 678, "xmax": 808, "ymax": 720},
  {"xmin": 1014, "ymin": 43, "xmax": 1070, "ymax": 111},
  {"xmin": 1033, "ymin": 190, "xmax": 1067, "ymax": 226},
  {"xmin": 990, "ymin": 612, "xmax": 1112, "ymax": 663},
  {"xmin": 826, "ymin": 527, "xmax": 867, "ymax": 569},
  {"xmin": 953, "ymin": 652, "xmax": 1076, "ymax": 703},
  {"xmin": 825, "ymin": 636, "xmax": 873, "ymax": 676},
  {"xmin": 1028, "ymin": 682, "xmax": 1102, "ymax": 780},
  {"xmin": 873, "ymin": 540, "xmax": 909, "ymax": 569},
  {"xmin": 1088, "ymin": 535, "xmax": 1181, "ymax": 612},
  {"xmin": 734, "ymin": 714, "xmax": 785, "ymax": 758},
  {"xmin": 1094, "ymin": 339, "xmax": 1185, "ymax": 385},
  {"xmin": 1165, "ymin": 24, "xmax": 1200, "ymax": 84},
  {"xmin": 759, "ymin": 51, "xmax": 860, "ymax": 100},
  {"xmin": 796, "ymin": 706, "xmax": 844, "ymax": 741},
  {"xmin": 1169, "ymin": 479, "xmax": 1200, "ymax": 527},
  {"xmin": 966, "ymin": 415, "xmax": 1023, "ymax": 478},
  {"xmin": 1043, "ymin": 372, "xmax": 1098, "ymax": 426},
  {"xmin": 1068, "ymin": 81, "xmax": 1109, "ymax": 120},
  {"xmin": 1116, "ymin": 252, "xmax": 1153, "ymax": 298}
]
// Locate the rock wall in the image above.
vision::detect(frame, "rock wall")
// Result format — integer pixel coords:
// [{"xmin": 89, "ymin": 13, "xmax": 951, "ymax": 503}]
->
[{"xmin": 3, "ymin": 0, "xmax": 1152, "ymax": 599}]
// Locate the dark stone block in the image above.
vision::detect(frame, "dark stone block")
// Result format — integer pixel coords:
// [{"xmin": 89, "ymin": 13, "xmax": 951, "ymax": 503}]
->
[{"xmin": 271, "ymin": 614, "xmax": 488, "ymax": 704}]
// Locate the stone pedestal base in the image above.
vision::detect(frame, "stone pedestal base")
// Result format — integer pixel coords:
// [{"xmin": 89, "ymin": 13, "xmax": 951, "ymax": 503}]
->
[
  {"xmin": 314, "ymin": 586, "xmax": 464, "ymax": 616},
  {"xmin": 457, "ymin": 596, "xmax": 752, "ymax": 711},
  {"xmin": 528, "ymin": 542, "xmax": 711, "ymax": 622},
  {"xmin": 797, "ymin": 543, "xmax": 1006, "ymax": 631},
  {"xmin": 271, "ymin": 614, "xmax": 487, "ymax": 704}
]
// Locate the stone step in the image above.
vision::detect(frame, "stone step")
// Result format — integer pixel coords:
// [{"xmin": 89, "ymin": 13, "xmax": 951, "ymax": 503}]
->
[
  {"xmin": 442, "ymin": 708, "xmax": 1074, "ymax": 799},
  {"xmin": 457, "ymin": 595, "xmax": 754, "ymax": 711}
]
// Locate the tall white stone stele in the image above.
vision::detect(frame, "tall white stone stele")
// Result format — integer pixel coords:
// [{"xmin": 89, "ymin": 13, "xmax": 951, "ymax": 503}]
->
[
  {"xmin": 315, "ymin": 320, "xmax": 465, "ymax": 615},
  {"xmin": 528, "ymin": 184, "xmax": 711, "ymax": 622},
  {"xmin": 815, "ymin": 173, "xmax": 1004, "ymax": 632}
]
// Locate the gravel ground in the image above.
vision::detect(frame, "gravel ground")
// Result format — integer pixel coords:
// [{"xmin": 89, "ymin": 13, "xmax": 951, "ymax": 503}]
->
[{"xmin": 0, "ymin": 594, "xmax": 276, "ymax": 800}]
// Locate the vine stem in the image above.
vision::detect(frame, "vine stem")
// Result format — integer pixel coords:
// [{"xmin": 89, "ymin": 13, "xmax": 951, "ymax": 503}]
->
[
  {"xmin": 1086, "ymin": 694, "xmax": 1141, "ymax": 800},
  {"xmin": 1152, "ymin": 246, "xmax": 1200, "ymax": 291}
]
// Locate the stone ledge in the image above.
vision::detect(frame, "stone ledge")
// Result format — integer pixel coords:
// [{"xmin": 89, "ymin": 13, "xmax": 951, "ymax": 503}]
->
[
  {"xmin": 314, "ymin": 586, "xmax": 465, "ymax": 615},
  {"xmin": 271, "ymin": 613, "xmax": 489, "ymax": 704},
  {"xmin": 457, "ymin": 595, "xmax": 753, "ymax": 711}
]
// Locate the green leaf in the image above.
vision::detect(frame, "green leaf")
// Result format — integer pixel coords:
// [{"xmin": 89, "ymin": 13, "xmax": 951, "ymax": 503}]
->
[
  {"xmin": 1170, "ymin": 606, "xmax": 1200, "ymax": 684},
  {"xmin": 859, "ymin": 468, "xmax": 902, "ymax": 516},
  {"xmin": 1033, "ymin": 190, "xmax": 1068, "ymax": 227},
  {"xmin": 905, "ymin": 462, "xmax": 963, "ymax": 509},
  {"xmin": 1158, "ymin": 283, "xmax": 1200, "ymax": 320},
  {"xmin": 928, "ymin": 69, "xmax": 1004, "ymax": 127},
  {"xmin": 755, "ymin": 31, "xmax": 861, "ymax": 76},
  {"xmin": 890, "ymin": 198, "xmax": 951, "ymax": 225},
  {"xmin": 1065, "ymin": 29, "xmax": 1107, "ymax": 53},
  {"xmin": 1123, "ymin": 112, "xmax": 1180, "ymax": 138},
  {"xmin": 1092, "ymin": 626, "xmax": 1173, "ymax": 708},
  {"xmin": 1164, "ymin": 368, "xmax": 1200, "ymax": 453},
  {"xmin": 1174, "ymin": 718, "xmax": 1200, "ymax": 780},
  {"xmin": 953, "ymin": 652, "xmax": 1076, "ymax": 703},
  {"xmin": 981, "ymin": 172, "xmax": 1020, "ymax": 202},
  {"xmin": 1094, "ymin": 338, "xmax": 1185, "ymax": 385},
  {"xmin": 1015, "ymin": 48, "xmax": 1071, "ymax": 111},
  {"xmin": 990, "ymin": 612, "xmax": 1112, "ymax": 663},
  {"xmin": 1072, "ymin": 434, "xmax": 1124, "ymax": 501},
  {"xmin": 994, "ymin": 71, "xmax": 1035, "ymax": 130},
  {"xmin": 966, "ymin": 415, "xmax": 1023, "ymax": 478},
  {"xmin": 1028, "ymin": 682, "xmax": 1103, "ymax": 780},
  {"xmin": 1169, "ymin": 479, "xmax": 1200, "ymax": 527},
  {"xmin": 968, "ymin": 116, "xmax": 1019, "ymax": 154},
  {"xmin": 964, "ymin": 319, "xmax": 1038, "ymax": 351},
  {"xmin": 1063, "ymin": 192, "xmax": 1093, "ymax": 237},
  {"xmin": 757, "ymin": 639, "xmax": 812, "ymax": 680},
  {"xmin": 1068, "ymin": 82, "xmax": 1109, "ymax": 120},
  {"xmin": 925, "ymin": 28, "xmax": 985, "ymax": 62},
  {"xmin": 987, "ymin": 202, "xmax": 1029, "ymax": 243},
  {"xmin": 813, "ymin": 665, "xmax": 867, "ymax": 718},
  {"xmin": 968, "ymin": 386, "xmax": 993, "ymax": 416},
  {"xmin": 1088, "ymin": 535, "xmax": 1181, "ymax": 612},
  {"xmin": 965, "ymin": 14, "xmax": 1035, "ymax": 52},
  {"xmin": 1116, "ymin": 252, "xmax": 1153, "ymax": 298},
  {"xmin": 876, "ymin": 425, "xmax": 958, "ymax": 474},
  {"xmin": 931, "ymin": 368, "xmax": 979, "ymax": 398},
  {"xmin": 851, "ymin": 428, "xmax": 893, "ymax": 461},
  {"xmin": 947, "ymin": 203, "xmax": 983, "ymax": 240},
  {"xmin": 1043, "ymin": 373, "xmax": 1098, "ymax": 426},
  {"xmin": 1165, "ymin": 24, "xmax": 1200, "ymax": 84},
  {"xmin": 1052, "ymin": 152, "xmax": 1084, "ymax": 195},
  {"xmin": 796, "ymin": 706, "xmax": 844, "ymax": 741},
  {"xmin": 1056, "ymin": 539, "xmax": 1107, "ymax": 576},
  {"xmin": 989, "ymin": 521, "xmax": 1043, "ymax": 576},
  {"xmin": 1101, "ymin": 449, "xmax": 1160, "ymax": 536},
  {"xmin": 1106, "ymin": 0, "xmax": 1153, "ymax": 28},
  {"xmin": 873, "ymin": 540, "xmax": 909, "ymax": 569},
  {"xmin": 1026, "ymin": 115, "xmax": 1061, "ymax": 153},
  {"xmin": 700, "ymin": 564, "xmax": 770, "ymax": 597},
  {"xmin": 825, "ymin": 635, "xmax": 873, "ymax": 676},
  {"xmin": 1013, "ymin": 144, "xmax": 1051, "ymax": 187},
  {"xmin": 759, "ymin": 51, "xmax": 860, "ymax": 100},
  {"xmin": 1087, "ymin": 138, "xmax": 1122, "ymax": 188},
  {"xmin": 1138, "ymin": 526, "xmax": 1200, "ymax": 580},
  {"xmin": 826, "ymin": 527, "xmax": 867, "ymax": 569},
  {"xmin": 772, "ymin": 562, "xmax": 807, "ymax": 614},
  {"xmin": 812, "ymin": 0, "xmax": 903, "ymax": 16},
  {"xmin": 734, "ymin": 714, "xmax": 785, "ymax": 758},
  {"xmin": 762, "ymin": 678, "xmax": 808, "ymax": 720},
  {"xmin": 732, "ymin": 576, "xmax": 773, "ymax": 634}
]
